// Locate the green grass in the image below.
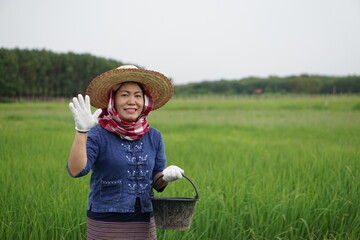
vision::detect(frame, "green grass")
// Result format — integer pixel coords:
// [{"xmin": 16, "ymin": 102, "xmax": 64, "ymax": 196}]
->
[{"xmin": 1, "ymin": 95, "xmax": 359, "ymax": 239}]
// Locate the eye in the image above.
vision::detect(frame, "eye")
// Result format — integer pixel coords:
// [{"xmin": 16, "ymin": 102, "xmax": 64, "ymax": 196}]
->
[
  {"xmin": 121, "ymin": 93, "xmax": 128, "ymax": 97},
  {"xmin": 136, "ymin": 94, "xmax": 143, "ymax": 98}
]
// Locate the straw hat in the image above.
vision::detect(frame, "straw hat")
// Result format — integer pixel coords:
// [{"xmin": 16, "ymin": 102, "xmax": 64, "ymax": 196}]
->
[{"xmin": 86, "ymin": 65, "xmax": 173, "ymax": 110}]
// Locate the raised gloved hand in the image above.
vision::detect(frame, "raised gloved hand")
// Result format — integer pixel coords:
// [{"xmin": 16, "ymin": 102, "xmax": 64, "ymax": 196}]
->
[
  {"xmin": 69, "ymin": 94, "xmax": 102, "ymax": 133},
  {"xmin": 162, "ymin": 165, "xmax": 184, "ymax": 182}
]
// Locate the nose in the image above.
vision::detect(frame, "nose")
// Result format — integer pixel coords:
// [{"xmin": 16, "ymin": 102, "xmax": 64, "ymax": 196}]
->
[{"xmin": 127, "ymin": 95, "xmax": 136, "ymax": 104}]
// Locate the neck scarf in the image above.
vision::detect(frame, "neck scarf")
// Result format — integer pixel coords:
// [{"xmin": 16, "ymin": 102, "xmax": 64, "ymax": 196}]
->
[{"xmin": 98, "ymin": 84, "xmax": 153, "ymax": 141}]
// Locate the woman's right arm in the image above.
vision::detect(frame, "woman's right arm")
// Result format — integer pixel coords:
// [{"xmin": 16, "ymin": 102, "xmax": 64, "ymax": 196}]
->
[
  {"xmin": 67, "ymin": 132, "xmax": 88, "ymax": 176},
  {"xmin": 67, "ymin": 94, "xmax": 101, "ymax": 177}
]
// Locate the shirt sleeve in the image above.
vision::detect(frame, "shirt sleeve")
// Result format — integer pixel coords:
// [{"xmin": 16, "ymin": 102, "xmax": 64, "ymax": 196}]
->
[
  {"xmin": 66, "ymin": 126, "xmax": 100, "ymax": 178},
  {"xmin": 152, "ymin": 131, "xmax": 167, "ymax": 179}
]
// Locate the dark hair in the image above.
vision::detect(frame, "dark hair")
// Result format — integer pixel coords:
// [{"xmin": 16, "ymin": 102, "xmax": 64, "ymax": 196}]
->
[{"xmin": 131, "ymin": 82, "xmax": 146, "ymax": 93}]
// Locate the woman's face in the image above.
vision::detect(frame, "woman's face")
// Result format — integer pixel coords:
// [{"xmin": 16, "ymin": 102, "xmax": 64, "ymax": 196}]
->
[{"xmin": 114, "ymin": 82, "xmax": 144, "ymax": 122}]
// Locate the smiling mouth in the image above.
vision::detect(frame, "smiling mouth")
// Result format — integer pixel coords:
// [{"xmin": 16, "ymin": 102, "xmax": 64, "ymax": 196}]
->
[{"xmin": 125, "ymin": 108, "xmax": 137, "ymax": 113}]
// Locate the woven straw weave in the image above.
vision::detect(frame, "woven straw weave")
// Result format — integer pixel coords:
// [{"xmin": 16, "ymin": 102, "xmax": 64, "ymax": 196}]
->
[{"xmin": 86, "ymin": 68, "xmax": 173, "ymax": 110}]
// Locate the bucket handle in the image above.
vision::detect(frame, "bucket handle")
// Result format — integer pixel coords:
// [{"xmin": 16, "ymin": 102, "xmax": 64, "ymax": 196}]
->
[{"xmin": 152, "ymin": 174, "xmax": 199, "ymax": 200}]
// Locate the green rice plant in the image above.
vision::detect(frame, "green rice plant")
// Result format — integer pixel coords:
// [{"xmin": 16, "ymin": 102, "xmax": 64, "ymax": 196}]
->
[{"xmin": 1, "ymin": 95, "xmax": 359, "ymax": 239}]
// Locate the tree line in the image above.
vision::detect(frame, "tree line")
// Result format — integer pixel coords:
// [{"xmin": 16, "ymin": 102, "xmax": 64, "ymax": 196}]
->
[
  {"xmin": 175, "ymin": 75, "xmax": 360, "ymax": 96},
  {"xmin": 1, "ymin": 48, "xmax": 359, "ymax": 100},
  {"xmin": 0, "ymin": 48, "xmax": 124, "ymax": 99}
]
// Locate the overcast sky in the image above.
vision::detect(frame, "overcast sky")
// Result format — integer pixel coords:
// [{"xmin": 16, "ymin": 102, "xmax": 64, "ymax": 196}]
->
[{"xmin": 1, "ymin": 0, "xmax": 359, "ymax": 85}]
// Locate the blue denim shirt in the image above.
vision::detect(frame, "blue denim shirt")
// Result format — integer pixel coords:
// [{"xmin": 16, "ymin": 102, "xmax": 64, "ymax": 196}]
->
[{"xmin": 67, "ymin": 125, "xmax": 167, "ymax": 213}]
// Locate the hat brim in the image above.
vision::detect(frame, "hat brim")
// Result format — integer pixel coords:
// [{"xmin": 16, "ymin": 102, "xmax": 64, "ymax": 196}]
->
[{"xmin": 86, "ymin": 68, "xmax": 173, "ymax": 110}]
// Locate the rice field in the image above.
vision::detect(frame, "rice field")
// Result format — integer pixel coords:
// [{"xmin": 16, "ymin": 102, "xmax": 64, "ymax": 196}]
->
[{"xmin": 1, "ymin": 95, "xmax": 359, "ymax": 240}]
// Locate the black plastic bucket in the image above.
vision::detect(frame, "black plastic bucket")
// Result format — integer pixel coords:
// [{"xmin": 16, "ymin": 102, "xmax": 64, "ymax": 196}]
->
[{"xmin": 151, "ymin": 175, "xmax": 199, "ymax": 230}]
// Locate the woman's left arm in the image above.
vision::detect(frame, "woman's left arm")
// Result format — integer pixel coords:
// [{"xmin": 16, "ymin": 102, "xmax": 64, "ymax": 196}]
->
[
  {"xmin": 153, "ymin": 165, "xmax": 184, "ymax": 191},
  {"xmin": 153, "ymin": 172, "xmax": 168, "ymax": 190}
]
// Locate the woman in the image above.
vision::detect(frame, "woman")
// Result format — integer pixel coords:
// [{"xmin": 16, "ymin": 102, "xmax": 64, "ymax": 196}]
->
[{"xmin": 67, "ymin": 65, "xmax": 184, "ymax": 240}]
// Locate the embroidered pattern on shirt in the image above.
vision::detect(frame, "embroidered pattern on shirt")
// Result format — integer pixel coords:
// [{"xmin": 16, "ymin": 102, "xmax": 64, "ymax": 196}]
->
[
  {"xmin": 123, "ymin": 141, "xmax": 151, "ymax": 194},
  {"xmin": 126, "ymin": 156, "xmax": 137, "ymax": 165},
  {"xmin": 121, "ymin": 142, "xmax": 144, "ymax": 153}
]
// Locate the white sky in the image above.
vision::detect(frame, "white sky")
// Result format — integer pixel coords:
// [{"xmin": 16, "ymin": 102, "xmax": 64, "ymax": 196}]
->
[{"xmin": 1, "ymin": 0, "xmax": 359, "ymax": 85}]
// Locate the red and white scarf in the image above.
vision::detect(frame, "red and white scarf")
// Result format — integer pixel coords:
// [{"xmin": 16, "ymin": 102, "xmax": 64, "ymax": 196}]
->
[{"xmin": 98, "ymin": 84, "xmax": 153, "ymax": 141}]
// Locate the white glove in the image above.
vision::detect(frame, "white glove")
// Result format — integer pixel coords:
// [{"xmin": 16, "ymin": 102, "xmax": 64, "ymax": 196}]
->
[
  {"xmin": 162, "ymin": 165, "xmax": 184, "ymax": 182},
  {"xmin": 69, "ymin": 94, "xmax": 102, "ymax": 133}
]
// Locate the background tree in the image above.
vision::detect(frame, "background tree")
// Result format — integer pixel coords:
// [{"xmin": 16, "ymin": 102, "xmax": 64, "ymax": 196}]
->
[
  {"xmin": 0, "ymin": 48, "xmax": 123, "ymax": 99},
  {"xmin": 1, "ymin": 48, "xmax": 359, "ymax": 100}
]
